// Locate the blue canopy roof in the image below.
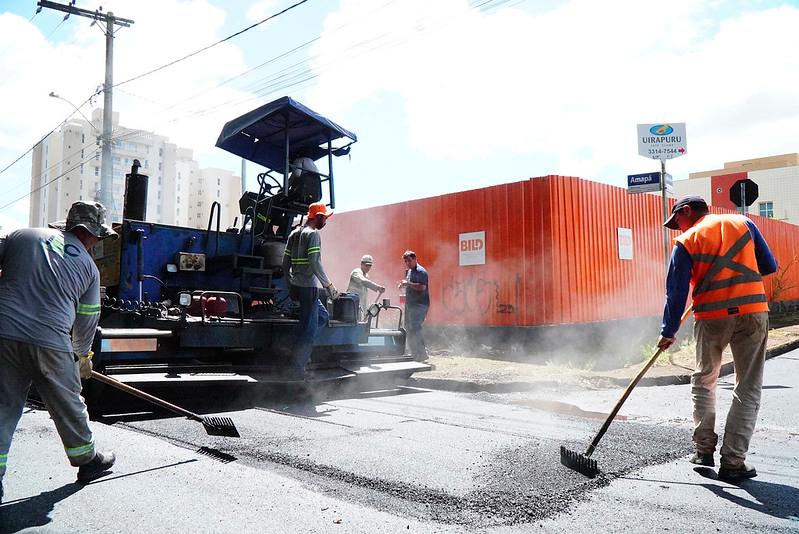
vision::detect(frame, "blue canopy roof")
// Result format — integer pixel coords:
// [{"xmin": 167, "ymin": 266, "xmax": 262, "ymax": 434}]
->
[{"xmin": 215, "ymin": 96, "xmax": 357, "ymax": 171}]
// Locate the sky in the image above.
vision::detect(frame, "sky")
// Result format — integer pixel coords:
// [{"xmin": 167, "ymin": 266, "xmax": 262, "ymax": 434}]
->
[{"xmin": 1, "ymin": 0, "xmax": 799, "ymax": 232}]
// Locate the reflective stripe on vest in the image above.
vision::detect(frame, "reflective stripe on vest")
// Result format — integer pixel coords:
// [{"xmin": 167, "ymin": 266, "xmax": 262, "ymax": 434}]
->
[{"xmin": 676, "ymin": 214, "xmax": 768, "ymax": 319}]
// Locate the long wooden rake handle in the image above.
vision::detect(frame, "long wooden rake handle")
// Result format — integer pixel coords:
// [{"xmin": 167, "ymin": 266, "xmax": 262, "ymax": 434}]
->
[
  {"xmin": 90, "ymin": 371, "xmax": 203, "ymax": 422},
  {"xmin": 584, "ymin": 306, "xmax": 692, "ymax": 457}
]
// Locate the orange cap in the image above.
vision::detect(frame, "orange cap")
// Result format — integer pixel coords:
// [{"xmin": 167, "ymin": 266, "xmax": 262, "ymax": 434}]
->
[{"xmin": 307, "ymin": 201, "xmax": 334, "ymax": 219}]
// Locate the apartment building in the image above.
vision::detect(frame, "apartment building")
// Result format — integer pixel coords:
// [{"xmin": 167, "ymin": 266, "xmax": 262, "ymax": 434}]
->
[
  {"xmin": 673, "ymin": 153, "xmax": 799, "ymax": 223},
  {"xmin": 30, "ymin": 108, "xmax": 242, "ymax": 229}
]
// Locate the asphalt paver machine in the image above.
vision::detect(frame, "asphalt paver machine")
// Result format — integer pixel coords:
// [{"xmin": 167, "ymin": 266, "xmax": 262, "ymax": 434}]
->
[{"xmin": 89, "ymin": 97, "xmax": 429, "ymax": 397}]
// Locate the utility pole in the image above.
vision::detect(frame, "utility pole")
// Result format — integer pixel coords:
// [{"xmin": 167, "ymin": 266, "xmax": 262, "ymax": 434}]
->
[{"xmin": 37, "ymin": 1, "xmax": 134, "ymax": 221}]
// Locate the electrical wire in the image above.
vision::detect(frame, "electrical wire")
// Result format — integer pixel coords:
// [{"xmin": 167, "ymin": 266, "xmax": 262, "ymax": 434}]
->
[
  {"xmin": 0, "ymin": 0, "xmax": 313, "ymax": 182},
  {"xmin": 1, "ymin": 0, "xmax": 526, "ymax": 213},
  {"xmin": 153, "ymin": 0, "xmax": 519, "ymax": 125},
  {"xmin": 0, "ymin": 126, "xmax": 155, "ymax": 213},
  {"xmin": 113, "ymin": 0, "xmax": 313, "ymax": 89}
]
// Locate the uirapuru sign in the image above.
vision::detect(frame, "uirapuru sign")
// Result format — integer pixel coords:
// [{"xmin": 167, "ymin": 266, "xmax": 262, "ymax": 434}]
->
[{"xmin": 637, "ymin": 123, "xmax": 687, "ymax": 161}]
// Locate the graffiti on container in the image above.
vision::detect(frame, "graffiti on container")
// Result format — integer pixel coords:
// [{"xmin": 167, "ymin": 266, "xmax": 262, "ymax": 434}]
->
[{"xmin": 442, "ymin": 274, "xmax": 520, "ymax": 316}]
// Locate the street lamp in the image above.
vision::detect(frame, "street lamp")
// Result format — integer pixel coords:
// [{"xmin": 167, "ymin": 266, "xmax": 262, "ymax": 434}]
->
[{"xmin": 48, "ymin": 91, "xmax": 98, "ymax": 132}]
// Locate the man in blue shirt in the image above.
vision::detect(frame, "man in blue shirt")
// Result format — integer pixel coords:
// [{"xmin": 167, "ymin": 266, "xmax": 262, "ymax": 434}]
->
[{"xmin": 398, "ymin": 250, "xmax": 429, "ymax": 361}]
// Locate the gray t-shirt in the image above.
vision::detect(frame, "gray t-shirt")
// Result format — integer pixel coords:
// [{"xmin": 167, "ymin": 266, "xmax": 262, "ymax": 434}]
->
[
  {"xmin": 282, "ymin": 225, "xmax": 331, "ymax": 288},
  {"xmin": 0, "ymin": 228, "xmax": 100, "ymax": 355}
]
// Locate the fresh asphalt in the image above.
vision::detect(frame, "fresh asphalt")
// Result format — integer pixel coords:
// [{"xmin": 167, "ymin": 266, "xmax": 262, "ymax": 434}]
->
[{"xmin": 1, "ymin": 353, "xmax": 797, "ymax": 532}]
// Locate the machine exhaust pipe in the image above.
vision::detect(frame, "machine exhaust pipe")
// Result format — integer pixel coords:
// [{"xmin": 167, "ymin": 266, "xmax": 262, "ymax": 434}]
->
[{"xmin": 123, "ymin": 159, "xmax": 149, "ymax": 221}]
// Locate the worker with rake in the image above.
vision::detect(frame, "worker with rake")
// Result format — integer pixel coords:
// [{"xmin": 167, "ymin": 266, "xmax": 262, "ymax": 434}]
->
[
  {"xmin": 0, "ymin": 201, "xmax": 118, "ymax": 502},
  {"xmin": 657, "ymin": 196, "xmax": 777, "ymax": 481}
]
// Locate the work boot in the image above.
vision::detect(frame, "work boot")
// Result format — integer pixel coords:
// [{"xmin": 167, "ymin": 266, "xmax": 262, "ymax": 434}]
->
[
  {"xmin": 718, "ymin": 462, "xmax": 757, "ymax": 482},
  {"xmin": 689, "ymin": 452, "xmax": 715, "ymax": 467},
  {"xmin": 77, "ymin": 451, "xmax": 116, "ymax": 484}
]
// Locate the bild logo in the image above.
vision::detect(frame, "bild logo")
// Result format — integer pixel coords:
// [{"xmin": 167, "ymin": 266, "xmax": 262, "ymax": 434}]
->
[{"xmin": 649, "ymin": 124, "xmax": 674, "ymax": 136}]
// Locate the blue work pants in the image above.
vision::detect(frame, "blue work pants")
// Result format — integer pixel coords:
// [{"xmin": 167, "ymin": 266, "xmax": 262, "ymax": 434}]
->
[
  {"xmin": 404, "ymin": 303, "xmax": 429, "ymax": 360},
  {"xmin": 292, "ymin": 286, "xmax": 329, "ymax": 370}
]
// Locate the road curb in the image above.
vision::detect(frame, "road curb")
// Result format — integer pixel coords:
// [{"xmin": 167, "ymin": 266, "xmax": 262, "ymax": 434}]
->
[{"xmin": 411, "ymin": 338, "xmax": 799, "ymax": 393}]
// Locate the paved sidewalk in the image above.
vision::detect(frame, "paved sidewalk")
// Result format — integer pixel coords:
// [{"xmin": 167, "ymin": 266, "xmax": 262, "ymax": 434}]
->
[{"xmin": 411, "ymin": 325, "xmax": 799, "ymax": 393}]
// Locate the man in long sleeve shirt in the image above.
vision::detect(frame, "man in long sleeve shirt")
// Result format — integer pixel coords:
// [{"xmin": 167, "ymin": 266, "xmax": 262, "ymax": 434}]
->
[
  {"xmin": 0, "ymin": 202, "xmax": 118, "ymax": 501},
  {"xmin": 347, "ymin": 254, "xmax": 385, "ymax": 320},
  {"xmin": 282, "ymin": 202, "xmax": 338, "ymax": 377},
  {"xmin": 657, "ymin": 196, "xmax": 777, "ymax": 482}
]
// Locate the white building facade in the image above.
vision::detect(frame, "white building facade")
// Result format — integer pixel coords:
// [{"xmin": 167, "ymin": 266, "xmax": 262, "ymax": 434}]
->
[
  {"xmin": 672, "ymin": 153, "xmax": 799, "ymax": 223},
  {"xmin": 30, "ymin": 109, "xmax": 242, "ymax": 229}
]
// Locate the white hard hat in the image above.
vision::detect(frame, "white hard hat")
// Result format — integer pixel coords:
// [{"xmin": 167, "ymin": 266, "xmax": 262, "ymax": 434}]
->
[{"xmin": 360, "ymin": 254, "xmax": 374, "ymax": 265}]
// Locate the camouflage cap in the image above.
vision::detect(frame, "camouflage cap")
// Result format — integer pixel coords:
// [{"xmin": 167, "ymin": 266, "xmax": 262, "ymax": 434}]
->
[{"xmin": 49, "ymin": 201, "xmax": 118, "ymax": 240}]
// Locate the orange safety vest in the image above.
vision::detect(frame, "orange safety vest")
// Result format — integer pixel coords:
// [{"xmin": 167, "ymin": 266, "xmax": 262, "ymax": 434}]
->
[{"xmin": 675, "ymin": 214, "xmax": 768, "ymax": 320}]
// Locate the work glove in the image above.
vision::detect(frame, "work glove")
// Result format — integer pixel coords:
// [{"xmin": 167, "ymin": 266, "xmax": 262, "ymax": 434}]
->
[
  {"xmin": 326, "ymin": 283, "xmax": 340, "ymax": 300},
  {"xmin": 377, "ymin": 286, "xmax": 386, "ymax": 294},
  {"xmin": 78, "ymin": 351, "xmax": 94, "ymax": 380}
]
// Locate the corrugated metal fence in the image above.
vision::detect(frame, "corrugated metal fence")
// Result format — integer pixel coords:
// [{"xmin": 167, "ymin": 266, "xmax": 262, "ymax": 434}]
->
[{"xmin": 323, "ymin": 175, "xmax": 799, "ymax": 327}]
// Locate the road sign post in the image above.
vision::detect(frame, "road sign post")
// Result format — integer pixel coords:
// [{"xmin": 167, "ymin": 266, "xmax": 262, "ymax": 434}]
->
[{"xmin": 636, "ymin": 123, "xmax": 687, "ymax": 268}]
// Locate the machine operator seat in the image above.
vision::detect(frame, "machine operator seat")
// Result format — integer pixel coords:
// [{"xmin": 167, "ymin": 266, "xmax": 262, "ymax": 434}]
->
[{"xmin": 287, "ymin": 157, "xmax": 322, "ymax": 205}]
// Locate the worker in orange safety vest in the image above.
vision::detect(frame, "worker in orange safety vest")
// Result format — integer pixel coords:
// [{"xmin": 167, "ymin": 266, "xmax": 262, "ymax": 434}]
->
[{"xmin": 656, "ymin": 195, "xmax": 778, "ymax": 482}]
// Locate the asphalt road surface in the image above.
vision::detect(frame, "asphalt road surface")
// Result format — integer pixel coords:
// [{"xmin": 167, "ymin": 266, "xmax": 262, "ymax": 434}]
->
[{"xmin": 1, "ymin": 352, "xmax": 797, "ymax": 532}]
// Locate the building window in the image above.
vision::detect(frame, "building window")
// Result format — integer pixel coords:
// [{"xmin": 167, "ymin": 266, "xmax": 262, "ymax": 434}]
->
[
  {"xmin": 177, "ymin": 196, "xmax": 181, "ymax": 204},
  {"xmin": 759, "ymin": 201, "xmax": 774, "ymax": 218},
  {"xmin": 157, "ymin": 191, "xmax": 161, "ymax": 200},
  {"xmin": 158, "ymin": 176, "xmax": 162, "ymax": 185},
  {"xmin": 94, "ymin": 168, "xmax": 99, "ymax": 176},
  {"xmin": 217, "ymin": 178, "xmax": 221, "ymax": 186},
  {"xmin": 95, "ymin": 152, "xmax": 100, "ymax": 160},
  {"xmin": 216, "ymin": 190, "xmax": 220, "ymax": 198}
]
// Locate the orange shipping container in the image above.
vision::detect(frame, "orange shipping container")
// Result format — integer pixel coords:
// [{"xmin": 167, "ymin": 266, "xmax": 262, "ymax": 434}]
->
[{"xmin": 323, "ymin": 175, "xmax": 799, "ymax": 328}]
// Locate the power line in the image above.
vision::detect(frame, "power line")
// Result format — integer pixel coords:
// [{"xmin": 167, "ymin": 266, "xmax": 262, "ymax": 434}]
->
[
  {"xmin": 0, "ymin": 0, "xmax": 312, "ymax": 183},
  {"xmin": 1, "ymin": 0, "xmax": 523, "ymax": 205},
  {"xmin": 155, "ymin": 0, "xmax": 518, "ymax": 125},
  {"xmin": 114, "ymin": 0, "xmax": 312, "ymax": 89},
  {"xmin": 0, "ymin": 126, "xmax": 157, "ymax": 213},
  {"xmin": 0, "ymin": 90, "xmax": 100, "ymax": 179}
]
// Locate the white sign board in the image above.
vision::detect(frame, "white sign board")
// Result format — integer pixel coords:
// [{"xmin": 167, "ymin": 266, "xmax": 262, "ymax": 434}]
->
[
  {"xmin": 459, "ymin": 231, "xmax": 485, "ymax": 266},
  {"xmin": 618, "ymin": 228, "xmax": 633, "ymax": 260},
  {"xmin": 637, "ymin": 123, "xmax": 687, "ymax": 161}
]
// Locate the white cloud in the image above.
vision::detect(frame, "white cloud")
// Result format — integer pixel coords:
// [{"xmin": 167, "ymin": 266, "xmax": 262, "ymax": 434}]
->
[
  {"xmin": 308, "ymin": 0, "xmax": 799, "ymax": 185},
  {"xmin": 246, "ymin": 0, "xmax": 279, "ymax": 22}
]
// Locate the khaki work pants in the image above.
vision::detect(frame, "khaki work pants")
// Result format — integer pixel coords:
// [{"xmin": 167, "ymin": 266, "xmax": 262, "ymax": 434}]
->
[
  {"xmin": 0, "ymin": 338, "xmax": 95, "ymax": 480},
  {"xmin": 692, "ymin": 311, "xmax": 768, "ymax": 467}
]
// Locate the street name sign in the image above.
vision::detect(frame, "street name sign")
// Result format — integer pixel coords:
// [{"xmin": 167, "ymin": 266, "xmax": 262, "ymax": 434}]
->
[
  {"xmin": 627, "ymin": 171, "xmax": 672, "ymax": 194},
  {"xmin": 637, "ymin": 123, "xmax": 687, "ymax": 161}
]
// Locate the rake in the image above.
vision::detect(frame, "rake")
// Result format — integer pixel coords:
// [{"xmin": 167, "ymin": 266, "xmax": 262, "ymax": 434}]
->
[
  {"xmin": 559, "ymin": 347, "xmax": 664, "ymax": 478},
  {"xmin": 561, "ymin": 308, "xmax": 692, "ymax": 478},
  {"xmin": 90, "ymin": 371, "xmax": 240, "ymax": 438}
]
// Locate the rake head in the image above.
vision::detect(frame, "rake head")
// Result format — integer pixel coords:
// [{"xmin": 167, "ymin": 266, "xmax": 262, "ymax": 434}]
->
[
  {"xmin": 202, "ymin": 416, "xmax": 240, "ymax": 438},
  {"xmin": 560, "ymin": 445, "xmax": 598, "ymax": 478}
]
